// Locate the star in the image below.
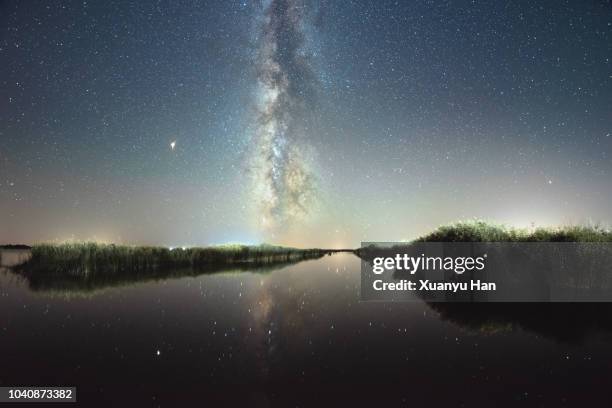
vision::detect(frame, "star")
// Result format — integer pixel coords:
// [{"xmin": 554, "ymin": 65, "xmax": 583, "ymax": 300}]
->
[{"xmin": 170, "ymin": 141, "xmax": 176, "ymax": 151}]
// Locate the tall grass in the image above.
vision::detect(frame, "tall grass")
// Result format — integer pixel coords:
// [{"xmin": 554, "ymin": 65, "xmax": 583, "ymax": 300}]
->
[
  {"xmin": 20, "ymin": 243, "xmax": 327, "ymax": 275},
  {"xmin": 416, "ymin": 220, "xmax": 612, "ymax": 242},
  {"xmin": 357, "ymin": 221, "xmax": 612, "ymax": 264}
]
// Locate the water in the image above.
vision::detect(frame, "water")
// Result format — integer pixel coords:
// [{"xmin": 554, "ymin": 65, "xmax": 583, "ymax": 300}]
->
[{"xmin": 1, "ymin": 251, "xmax": 611, "ymax": 407}]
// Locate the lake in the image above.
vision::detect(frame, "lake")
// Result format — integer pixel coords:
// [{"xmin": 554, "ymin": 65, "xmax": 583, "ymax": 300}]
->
[{"xmin": 1, "ymin": 250, "xmax": 611, "ymax": 406}]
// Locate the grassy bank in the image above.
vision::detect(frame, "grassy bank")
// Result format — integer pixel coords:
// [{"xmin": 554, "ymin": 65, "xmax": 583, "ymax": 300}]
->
[
  {"xmin": 19, "ymin": 243, "xmax": 327, "ymax": 275},
  {"xmin": 415, "ymin": 220, "xmax": 612, "ymax": 242},
  {"xmin": 357, "ymin": 221, "xmax": 612, "ymax": 260}
]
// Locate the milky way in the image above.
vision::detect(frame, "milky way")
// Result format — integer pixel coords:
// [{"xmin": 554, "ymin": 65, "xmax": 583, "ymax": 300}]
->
[{"xmin": 250, "ymin": 0, "xmax": 318, "ymax": 235}]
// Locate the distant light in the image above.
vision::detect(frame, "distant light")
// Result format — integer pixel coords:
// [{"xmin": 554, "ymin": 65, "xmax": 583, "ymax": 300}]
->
[
  {"xmin": 170, "ymin": 140, "xmax": 176, "ymax": 150},
  {"xmin": 548, "ymin": 179, "xmax": 553, "ymax": 184}
]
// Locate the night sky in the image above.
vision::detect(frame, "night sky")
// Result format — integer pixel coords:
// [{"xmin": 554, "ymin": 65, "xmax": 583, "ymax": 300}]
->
[{"xmin": 1, "ymin": 0, "xmax": 611, "ymax": 248}]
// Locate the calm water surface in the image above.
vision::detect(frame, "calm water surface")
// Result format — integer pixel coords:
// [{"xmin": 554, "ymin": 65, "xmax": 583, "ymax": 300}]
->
[{"xmin": 1, "ymin": 251, "xmax": 611, "ymax": 407}]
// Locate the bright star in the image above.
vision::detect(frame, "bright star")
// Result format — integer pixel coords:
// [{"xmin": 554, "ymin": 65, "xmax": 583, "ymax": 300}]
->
[{"xmin": 170, "ymin": 141, "xmax": 176, "ymax": 151}]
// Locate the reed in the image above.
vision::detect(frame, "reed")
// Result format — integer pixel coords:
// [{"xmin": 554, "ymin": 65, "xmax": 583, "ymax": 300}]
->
[
  {"xmin": 20, "ymin": 243, "xmax": 326, "ymax": 275},
  {"xmin": 416, "ymin": 220, "xmax": 612, "ymax": 242}
]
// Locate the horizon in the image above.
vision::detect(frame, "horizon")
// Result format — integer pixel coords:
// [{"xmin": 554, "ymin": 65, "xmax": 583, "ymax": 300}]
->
[{"xmin": 3, "ymin": 220, "xmax": 611, "ymax": 250}]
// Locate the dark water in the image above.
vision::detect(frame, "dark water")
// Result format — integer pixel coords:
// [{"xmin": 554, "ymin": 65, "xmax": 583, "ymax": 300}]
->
[{"xmin": 1, "ymin": 251, "xmax": 612, "ymax": 407}]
